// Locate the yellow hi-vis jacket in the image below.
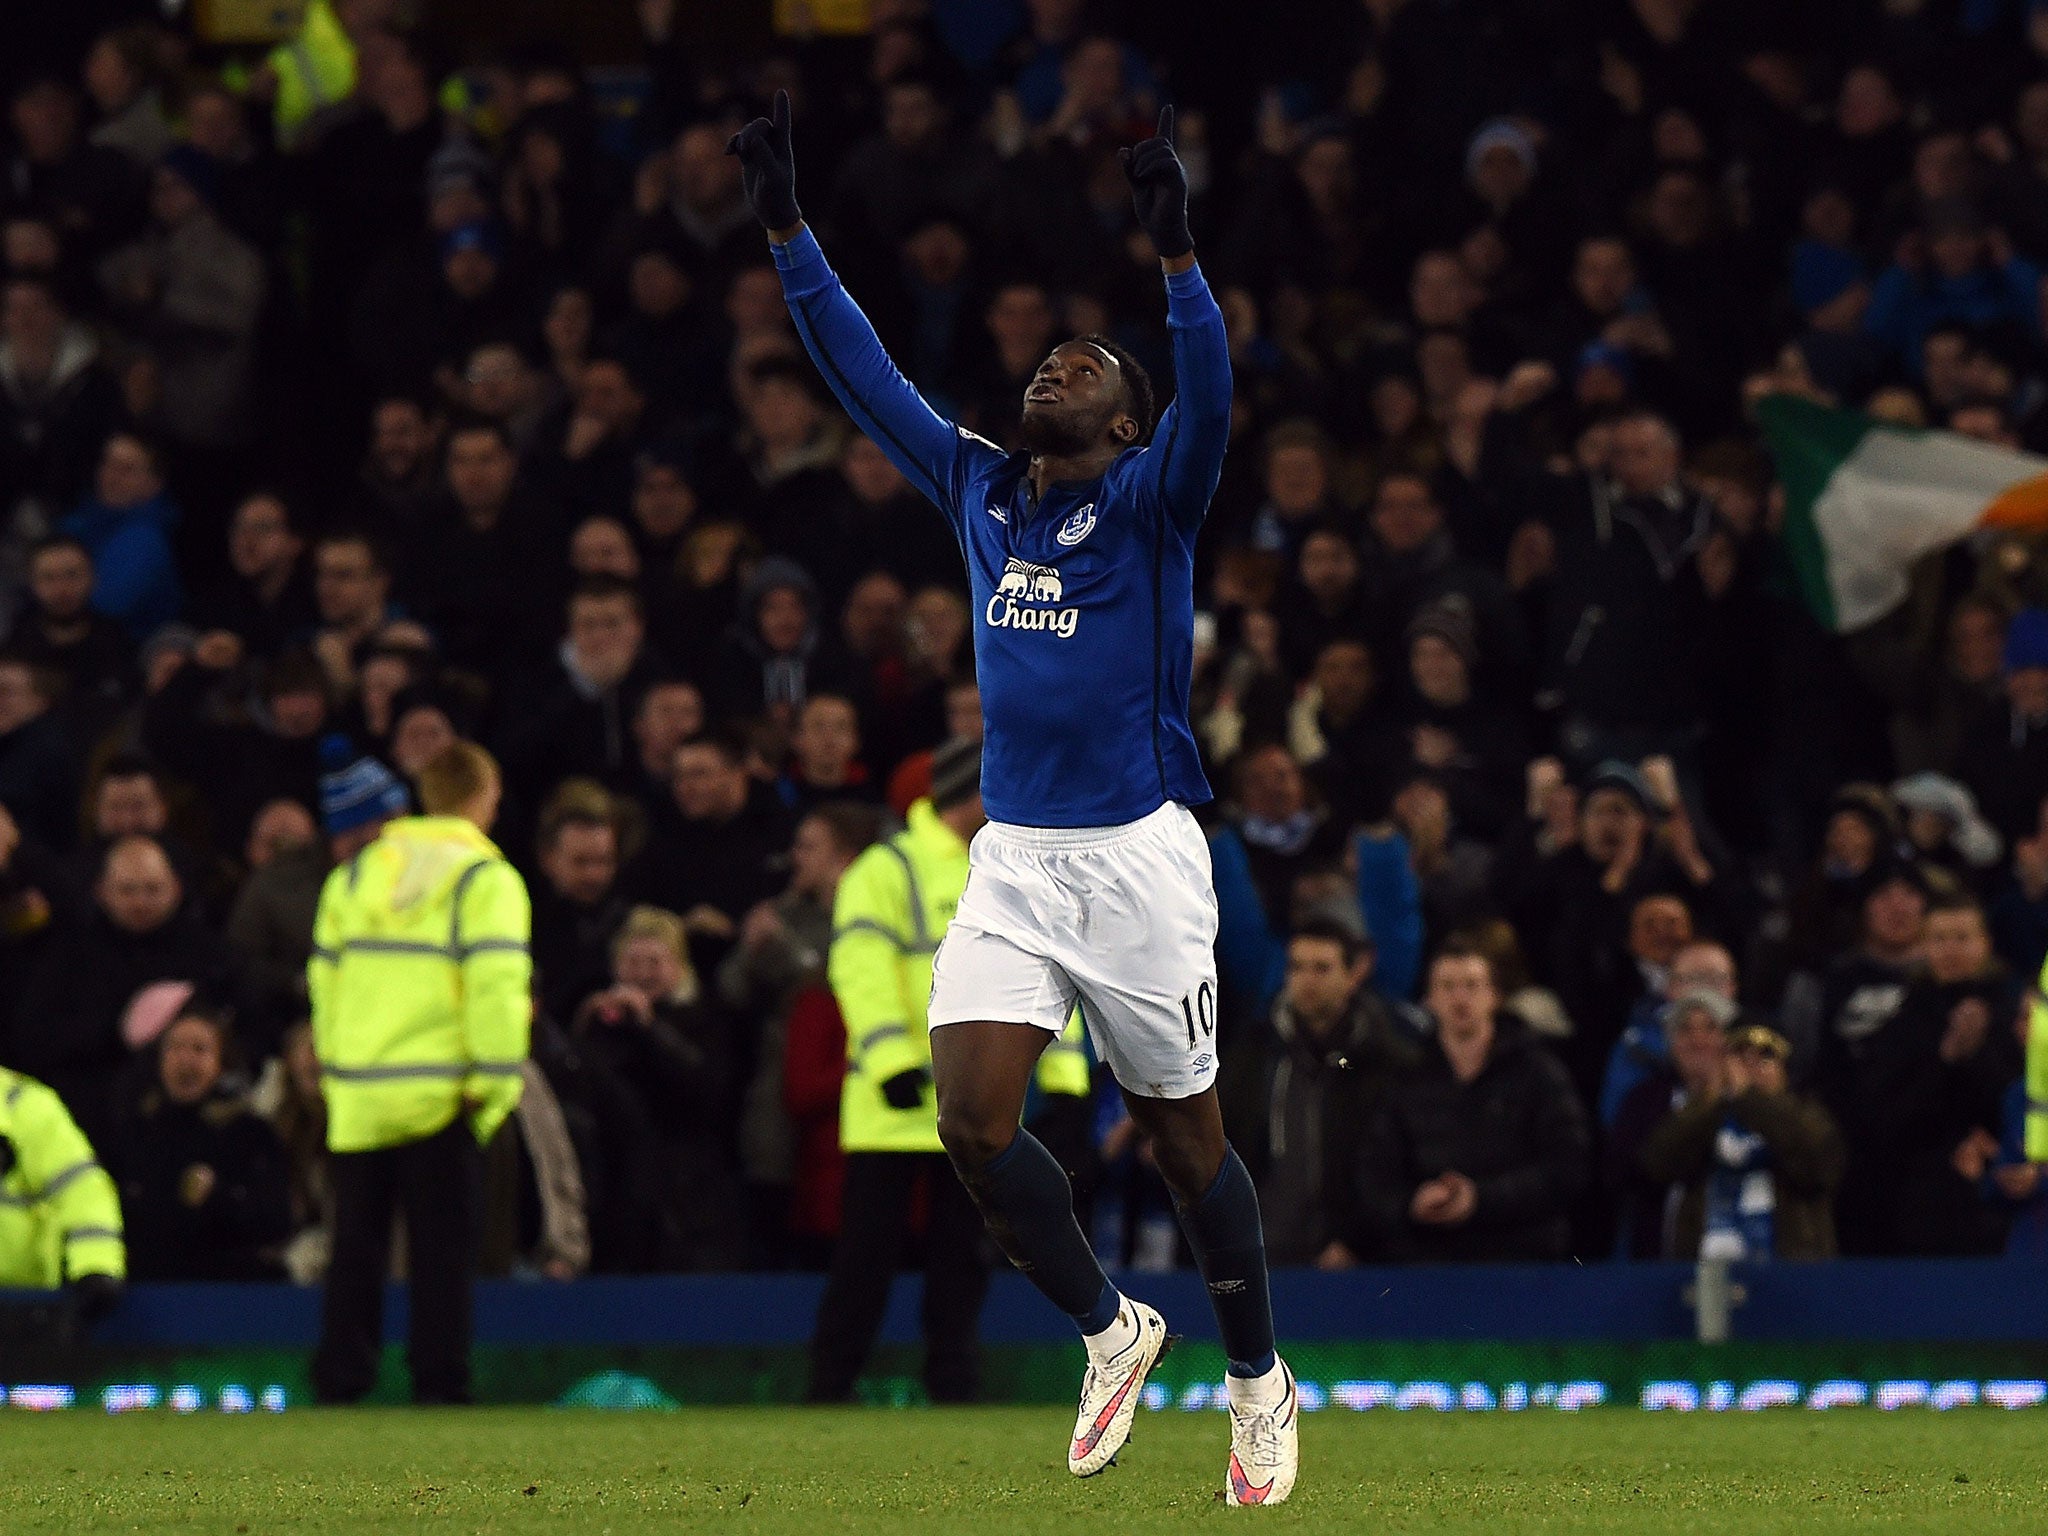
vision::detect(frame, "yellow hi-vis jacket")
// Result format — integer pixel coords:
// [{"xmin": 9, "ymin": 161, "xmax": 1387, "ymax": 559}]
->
[
  {"xmin": 2029, "ymin": 959, "xmax": 2048, "ymax": 1161},
  {"xmin": 829, "ymin": 799, "xmax": 1089, "ymax": 1153},
  {"xmin": 308, "ymin": 816, "xmax": 531, "ymax": 1154},
  {"xmin": 0, "ymin": 1067, "xmax": 125, "ymax": 1289},
  {"xmin": 262, "ymin": 0, "xmax": 355, "ymax": 149}
]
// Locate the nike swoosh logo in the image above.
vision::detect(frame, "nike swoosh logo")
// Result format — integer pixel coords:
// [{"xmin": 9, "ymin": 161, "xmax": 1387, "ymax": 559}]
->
[
  {"xmin": 1072, "ymin": 1372, "xmax": 1137, "ymax": 1459},
  {"xmin": 1229, "ymin": 1453, "xmax": 1275, "ymax": 1504}
]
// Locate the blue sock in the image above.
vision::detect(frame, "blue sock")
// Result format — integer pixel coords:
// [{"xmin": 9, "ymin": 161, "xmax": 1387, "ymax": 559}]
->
[
  {"xmin": 960, "ymin": 1129, "xmax": 1117, "ymax": 1331},
  {"xmin": 1174, "ymin": 1145, "xmax": 1276, "ymax": 1378}
]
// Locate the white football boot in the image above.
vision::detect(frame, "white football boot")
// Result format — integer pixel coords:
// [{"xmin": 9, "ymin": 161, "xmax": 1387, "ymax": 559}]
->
[
  {"xmin": 1224, "ymin": 1358, "xmax": 1299, "ymax": 1506},
  {"xmin": 1066, "ymin": 1299, "xmax": 1172, "ymax": 1476}
]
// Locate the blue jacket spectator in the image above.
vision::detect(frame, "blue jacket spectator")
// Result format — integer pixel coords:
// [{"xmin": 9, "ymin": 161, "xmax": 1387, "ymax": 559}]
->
[
  {"xmin": 59, "ymin": 433, "xmax": 182, "ymax": 640},
  {"xmin": 1864, "ymin": 202, "xmax": 2043, "ymax": 376}
]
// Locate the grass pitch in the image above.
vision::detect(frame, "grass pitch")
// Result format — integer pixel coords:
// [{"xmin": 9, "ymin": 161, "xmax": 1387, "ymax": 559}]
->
[{"xmin": 3, "ymin": 1405, "xmax": 2045, "ymax": 1534}]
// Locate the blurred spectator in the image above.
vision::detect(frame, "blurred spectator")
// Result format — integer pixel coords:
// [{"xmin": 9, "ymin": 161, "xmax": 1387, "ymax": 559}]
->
[
  {"xmin": 1538, "ymin": 411, "xmax": 1727, "ymax": 759},
  {"xmin": 530, "ymin": 782, "xmax": 629, "ymax": 1026},
  {"xmin": 11, "ymin": 834, "xmax": 241, "ymax": 1143},
  {"xmin": 106, "ymin": 1005, "xmax": 292, "ymax": 1280},
  {"xmin": 188, "ymin": 493, "xmax": 314, "ymax": 661},
  {"xmin": 98, "ymin": 147, "xmax": 268, "ymax": 454},
  {"xmin": 721, "ymin": 801, "xmax": 885, "ymax": 1266},
  {"xmin": 1959, "ymin": 607, "xmax": 2048, "ymax": 846},
  {"xmin": 502, "ymin": 576, "xmax": 664, "ymax": 805},
  {"xmin": 1, "ymin": 536, "xmax": 134, "ymax": 740},
  {"xmin": 0, "ymin": 277, "xmax": 125, "ymax": 615},
  {"xmin": 0, "ymin": 654, "xmax": 77, "ymax": 850},
  {"xmin": 779, "ymin": 693, "xmax": 877, "ymax": 814},
  {"xmin": 1599, "ymin": 939, "xmax": 1741, "ymax": 1128},
  {"xmin": 227, "ymin": 742, "xmax": 405, "ymax": 1049},
  {"xmin": 142, "ymin": 641, "xmax": 327, "ymax": 851},
  {"xmin": 1221, "ymin": 918, "xmax": 1426, "ymax": 1267},
  {"xmin": 572, "ymin": 906, "xmax": 743, "ymax": 1270},
  {"xmin": 59, "ymin": 432, "xmax": 181, "ymax": 639},
  {"xmin": 1637, "ymin": 1020, "xmax": 1845, "ymax": 1262},
  {"xmin": 1849, "ymin": 893, "xmax": 2021, "ymax": 1255},
  {"xmin": 625, "ymin": 728, "xmax": 794, "ymax": 971},
  {"xmin": 1353, "ymin": 943, "xmax": 1589, "ymax": 1262}
]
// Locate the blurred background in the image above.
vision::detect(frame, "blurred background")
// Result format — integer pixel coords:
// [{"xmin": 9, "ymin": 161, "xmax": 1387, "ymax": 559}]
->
[{"xmin": 1, "ymin": 0, "xmax": 2047, "ymax": 1411}]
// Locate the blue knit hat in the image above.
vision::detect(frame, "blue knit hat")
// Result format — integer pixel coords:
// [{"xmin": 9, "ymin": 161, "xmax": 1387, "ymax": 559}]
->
[
  {"xmin": 2004, "ymin": 608, "xmax": 2048, "ymax": 674},
  {"xmin": 318, "ymin": 735, "xmax": 409, "ymax": 836}
]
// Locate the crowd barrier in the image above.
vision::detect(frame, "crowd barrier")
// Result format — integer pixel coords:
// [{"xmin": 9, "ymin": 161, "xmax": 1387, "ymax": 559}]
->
[{"xmin": 4, "ymin": 1262, "xmax": 2045, "ymax": 1411}]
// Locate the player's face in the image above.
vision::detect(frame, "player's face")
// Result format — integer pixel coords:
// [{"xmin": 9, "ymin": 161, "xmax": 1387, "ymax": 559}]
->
[{"xmin": 1020, "ymin": 342, "xmax": 1132, "ymax": 455}]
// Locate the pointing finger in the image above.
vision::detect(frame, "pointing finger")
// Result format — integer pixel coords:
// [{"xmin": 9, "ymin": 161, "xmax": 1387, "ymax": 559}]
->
[
  {"xmin": 1157, "ymin": 105, "xmax": 1174, "ymax": 145},
  {"xmin": 773, "ymin": 88, "xmax": 791, "ymax": 138}
]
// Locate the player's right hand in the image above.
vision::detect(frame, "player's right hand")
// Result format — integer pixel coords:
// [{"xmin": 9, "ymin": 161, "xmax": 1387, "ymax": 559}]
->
[{"xmin": 726, "ymin": 88, "xmax": 802, "ymax": 234}]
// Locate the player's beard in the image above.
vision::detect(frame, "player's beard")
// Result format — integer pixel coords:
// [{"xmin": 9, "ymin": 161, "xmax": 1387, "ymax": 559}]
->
[{"xmin": 1019, "ymin": 403, "xmax": 1098, "ymax": 456}]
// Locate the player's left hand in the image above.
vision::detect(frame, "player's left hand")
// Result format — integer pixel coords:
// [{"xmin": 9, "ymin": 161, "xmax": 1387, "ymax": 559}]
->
[
  {"xmin": 726, "ymin": 88, "xmax": 802, "ymax": 233},
  {"xmin": 1120, "ymin": 107, "xmax": 1193, "ymax": 259}
]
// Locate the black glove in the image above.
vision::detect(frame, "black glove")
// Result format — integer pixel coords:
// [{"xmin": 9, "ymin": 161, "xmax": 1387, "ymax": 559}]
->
[
  {"xmin": 0, "ymin": 1132, "xmax": 14, "ymax": 1180},
  {"xmin": 1119, "ymin": 106, "xmax": 1193, "ymax": 260},
  {"xmin": 879, "ymin": 1068, "xmax": 929, "ymax": 1111},
  {"xmin": 725, "ymin": 88, "xmax": 802, "ymax": 233},
  {"xmin": 68, "ymin": 1272, "xmax": 124, "ymax": 1329}
]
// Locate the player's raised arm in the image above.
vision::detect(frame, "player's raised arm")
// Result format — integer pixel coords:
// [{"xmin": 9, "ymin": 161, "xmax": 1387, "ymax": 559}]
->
[
  {"xmin": 727, "ymin": 91, "xmax": 992, "ymax": 526},
  {"xmin": 1121, "ymin": 108, "xmax": 1231, "ymax": 534}
]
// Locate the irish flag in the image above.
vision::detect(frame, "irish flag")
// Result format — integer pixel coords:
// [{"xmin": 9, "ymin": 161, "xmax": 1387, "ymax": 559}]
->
[{"xmin": 1758, "ymin": 393, "xmax": 2048, "ymax": 632}]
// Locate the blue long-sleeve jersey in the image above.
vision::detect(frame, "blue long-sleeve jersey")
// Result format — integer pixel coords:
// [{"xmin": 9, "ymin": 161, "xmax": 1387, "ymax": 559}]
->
[{"xmin": 772, "ymin": 227, "xmax": 1231, "ymax": 828}]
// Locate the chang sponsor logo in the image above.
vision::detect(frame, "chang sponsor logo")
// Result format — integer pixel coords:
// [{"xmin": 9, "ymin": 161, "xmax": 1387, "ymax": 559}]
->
[{"xmin": 986, "ymin": 557, "xmax": 1079, "ymax": 638}]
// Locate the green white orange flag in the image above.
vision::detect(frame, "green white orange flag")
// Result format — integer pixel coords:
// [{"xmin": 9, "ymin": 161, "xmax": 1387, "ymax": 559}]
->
[{"xmin": 1757, "ymin": 392, "xmax": 2048, "ymax": 632}]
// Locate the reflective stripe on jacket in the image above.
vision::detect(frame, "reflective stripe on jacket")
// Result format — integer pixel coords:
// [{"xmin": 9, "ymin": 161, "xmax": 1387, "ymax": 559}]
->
[
  {"xmin": 2030, "ymin": 970, "xmax": 2048, "ymax": 1161},
  {"xmin": 829, "ymin": 800, "xmax": 1087, "ymax": 1152},
  {"xmin": 0, "ymin": 1067, "xmax": 125, "ymax": 1288},
  {"xmin": 308, "ymin": 816, "xmax": 531, "ymax": 1153}
]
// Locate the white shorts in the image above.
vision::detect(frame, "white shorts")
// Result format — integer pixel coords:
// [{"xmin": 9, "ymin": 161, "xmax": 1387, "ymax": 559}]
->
[{"xmin": 928, "ymin": 801, "xmax": 1220, "ymax": 1099}]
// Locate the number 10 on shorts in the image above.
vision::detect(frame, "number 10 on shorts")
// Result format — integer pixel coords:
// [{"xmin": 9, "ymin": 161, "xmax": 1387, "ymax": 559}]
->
[{"xmin": 1180, "ymin": 981, "xmax": 1216, "ymax": 1050}]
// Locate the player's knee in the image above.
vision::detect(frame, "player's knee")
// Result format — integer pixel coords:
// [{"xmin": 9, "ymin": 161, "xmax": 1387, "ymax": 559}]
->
[{"xmin": 936, "ymin": 1102, "xmax": 1012, "ymax": 1174}]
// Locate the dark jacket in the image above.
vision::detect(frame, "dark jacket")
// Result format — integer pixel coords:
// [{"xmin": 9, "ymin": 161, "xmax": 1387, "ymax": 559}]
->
[
  {"xmin": 1539, "ymin": 474, "xmax": 1718, "ymax": 733},
  {"xmin": 531, "ymin": 883, "xmax": 630, "ymax": 1027},
  {"xmin": 140, "ymin": 661, "xmax": 323, "ymax": 851},
  {"xmin": 576, "ymin": 994, "xmax": 745, "ymax": 1271},
  {"xmin": 500, "ymin": 647, "xmax": 669, "ymax": 808},
  {"xmin": 1958, "ymin": 701, "xmax": 2048, "ymax": 848},
  {"xmin": 0, "ymin": 607, "xmax": 135, "ymax": 747},
  {"xmin": 1221, "ymin": 987, "xmax": 1427, "ymax": 1265},
  {"xmin": 624, "ymin": 786, "xmax": 794, "ymax": 949},
  {"xmin": 107, "ymin": 1085, "xmax": 293, "ymax": 1279},
  {"xmin": 1352, "ymin": 1016, "xmax": 1590, "ymax": 1262},
  {"xmin": 0, "ymin": 710, "xmax": 79, "ymax": 851},
  {"xmin": 1848, "ymin": 968, "xmax": 2022, "ymax": 1256},
  {"xmin": 7, "ymin": 904, "xmax": 242, "ymax": 1142},
  {"xmin": 223, "ymin": 845, "xmax": 326, "ymax": 1047},
  {"xmin": 1636, "ymin": 1084, "xmax": 1845, "ymax": 1261}
]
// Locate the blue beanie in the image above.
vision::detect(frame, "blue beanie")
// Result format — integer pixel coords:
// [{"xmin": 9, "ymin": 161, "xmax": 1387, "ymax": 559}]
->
[
  {"xmin": 318, "ymin": 734, "xmax": 409, "ymax": 836},
  {"xmin": 2005, "ymin": 608, "xmax": 2048, "ymax": 674}
]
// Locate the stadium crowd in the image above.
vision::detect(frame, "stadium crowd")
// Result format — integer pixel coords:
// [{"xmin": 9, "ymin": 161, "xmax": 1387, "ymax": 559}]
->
[{"xmin": 4, "ymin": 0, "xmax": 2048, "ymax": 1294}]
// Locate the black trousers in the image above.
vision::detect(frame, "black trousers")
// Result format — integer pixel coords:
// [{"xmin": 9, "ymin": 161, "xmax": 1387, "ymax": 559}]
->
[
  {"xmin": 311, "ymin": 1122, "xmax": 480, "ymax": 1406},
  {"xmin": 807, "ymin": 1151, "xmax": 989, "ymax": 1404}
]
